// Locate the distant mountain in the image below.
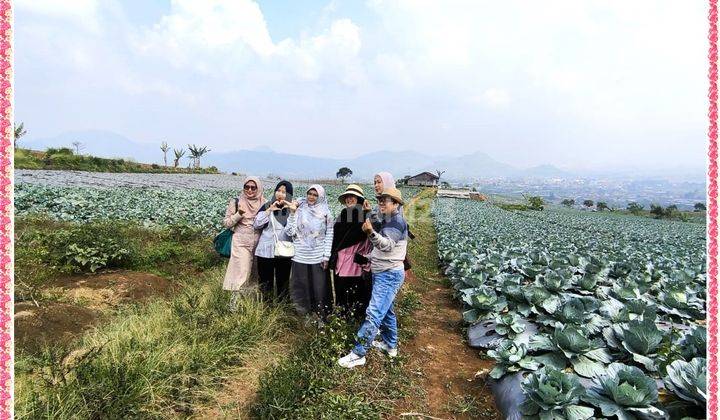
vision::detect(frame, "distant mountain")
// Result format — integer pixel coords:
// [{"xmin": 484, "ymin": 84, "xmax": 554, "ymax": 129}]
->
[{"xmin": 21, "ymin": 130, "xmax": 574, "ymax": 181}]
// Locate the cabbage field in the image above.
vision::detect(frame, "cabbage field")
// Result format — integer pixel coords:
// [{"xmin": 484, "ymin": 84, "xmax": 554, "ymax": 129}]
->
[
  {"xmin": 15, "ymin": 174, "xmax": 419, "ymax": 233},
  {"xmin": 434, "ymin": 198, "xmax": 707, "ymax": 419}
]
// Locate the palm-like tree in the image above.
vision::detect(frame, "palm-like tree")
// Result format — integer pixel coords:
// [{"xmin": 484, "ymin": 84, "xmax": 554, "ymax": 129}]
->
[
  {"xmin": 173, "ymin": 148, "xmax": 185, "ymax": 168},
  {"xmin": 160, "ymin": 142, "xmax": 170, "ymax": 167},
  {"xmin": 187, "ymin": 144, "xmax": 210, "ymax": 168},
  {"xmin": 14, "ymin": 122, "xmax": 27, "ymax": 148}
]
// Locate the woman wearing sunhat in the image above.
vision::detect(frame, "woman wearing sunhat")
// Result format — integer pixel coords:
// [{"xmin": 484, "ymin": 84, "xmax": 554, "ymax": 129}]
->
[
  {"xmin": 222, "ymin": 176, "xmax": 267, "ymax": 310},
  {"xmin": 253, "ymin": 180, "xmax": 294, "ymax": 300},
  {"xmin": 339, "ymin": 187, "xmax": 409, "ymax": 368},
  {"xmin": 329, "ymin": 184, "xmax": 373, "ymax": 317},
  {"xmin": 285, "ymin": 185, "xmax": 334, "ymax": 321}
]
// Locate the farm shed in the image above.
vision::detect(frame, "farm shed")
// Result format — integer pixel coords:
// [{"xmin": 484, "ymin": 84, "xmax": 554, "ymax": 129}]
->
[{"xmin": 406, "ymin": 172, "xmax": 440, "ymax": 187}]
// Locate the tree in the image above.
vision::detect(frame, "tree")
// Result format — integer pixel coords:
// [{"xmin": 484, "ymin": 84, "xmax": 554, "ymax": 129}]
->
[
  {"xmin": 336, "ymin": 167, "xmax": 353, "ymax": 183},
  {"xmin": 694, "ymin": 202, "xmax": 706, "ymax": 212},
  {"xmin": 561, "ymin": 199, "xmax": 575, "ymax": 207},
  {"xmin": 436, "ymin": 170, "xmax": 446, "ymax": 184},
  {"xmin": 187, "ymin": 144, "xmax": 210, "ymax": 168},
  {"xmin": 71, "ymin": 141, "xmax": 84, "ymax": 154},
  {"xmin": 526, "ymin": 196, "xmax": 544, "ymax": 211},
  {"xmin": 173, "ymin": 148, "xmax": 185, "ymax": 168},
  {"xmin": 596, "ymin": 201, "xmax": 609, "ymax": 211},
  {"xmin": 14, "ymin": 122, "xmax": 26, "ymax": 148},
  {"xmin": 627, "ymin": 202, "xmax": 644, "ymax": 215},
  {"xmin": 650, "ymin": 204, "xmax": 665, "ymax": 219},
  {"xmin": 583, "ymin": 199, "xmax": 594, "ymax": 209},
  {"xmin": 160, "ymin": 141, "xmax": 170, "ymax": 167}
]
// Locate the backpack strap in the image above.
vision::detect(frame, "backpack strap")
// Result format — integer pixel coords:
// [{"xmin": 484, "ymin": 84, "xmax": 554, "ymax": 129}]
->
[{"xmin": 235, "ymin": 198, "xmax": 239, "ymax": 213}]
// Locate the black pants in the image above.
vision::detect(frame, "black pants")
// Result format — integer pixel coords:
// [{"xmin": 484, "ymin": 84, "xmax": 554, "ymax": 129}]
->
[
  {"xmin": 334, "ymin": 273, "xmax": 373, "ymax": 319},
  {"xmin": 290, "ymin": 261, "xmax": 330, "ymax": 317},
  {"xmin": 257, "ymin": 256, "xmax": 292, "ymax": 300}
]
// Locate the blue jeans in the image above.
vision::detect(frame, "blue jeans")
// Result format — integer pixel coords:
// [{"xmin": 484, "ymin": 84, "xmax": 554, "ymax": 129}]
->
[{"xmin": 352, "ymin": 268, "xmax": 405, "ymax": 357}]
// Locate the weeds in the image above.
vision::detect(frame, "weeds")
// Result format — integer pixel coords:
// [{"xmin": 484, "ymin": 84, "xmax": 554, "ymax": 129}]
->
[{"xmin": 15, "ymin": 268, "xmax": 287, "ymax": 419}]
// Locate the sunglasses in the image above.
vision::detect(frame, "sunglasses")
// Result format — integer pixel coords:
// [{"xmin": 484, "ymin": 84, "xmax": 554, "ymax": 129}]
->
[
  {"xmin": 307, "ymin": 191, "xmax": 319, "ymax": 197},
  {"xmin": 244, "ymin": 185, "xmax": 258, "ymax": 191},
  {"xmin": 379, "ymin": 197, "xmax": 396, "ymax": 204}
]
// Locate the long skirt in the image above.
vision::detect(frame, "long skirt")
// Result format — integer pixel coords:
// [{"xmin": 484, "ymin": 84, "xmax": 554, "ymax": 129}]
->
[
  {"xmin": 223, "ymin": 228, "xmax": 260, "ymax": 291},
  {"xmin": 290, "ymin": 261, "xmax": 330, "ymax": 317}
]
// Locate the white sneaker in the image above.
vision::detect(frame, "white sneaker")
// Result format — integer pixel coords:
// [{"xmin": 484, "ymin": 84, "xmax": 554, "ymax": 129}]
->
[
  {"xmin": 371, "ymin": 340, "xmax": 398, "ymax": 358},
  {"xmin": 338, "ymin": 352, "xmax": 366, "ymax": 369}
]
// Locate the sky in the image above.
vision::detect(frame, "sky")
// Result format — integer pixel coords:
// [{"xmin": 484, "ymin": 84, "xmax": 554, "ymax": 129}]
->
[{"xmin": 15, "ymin": 0, "xmax": 709, "ymax": 171}]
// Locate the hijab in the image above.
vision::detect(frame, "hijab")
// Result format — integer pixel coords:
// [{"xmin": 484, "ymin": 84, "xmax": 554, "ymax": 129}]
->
[
  {"xmin": 375, "ymin": 172, "xmax": 396, "ymax": 196},
  {"xmin": 296, "ymin": 184, "xmax": 333, "ymax": 248},
  {"xmin": 258, "ymin": 180, "xmax": 294, "ymax": 226},
  {"xmin": 237, "ymin": 176, "xmax": 266, "ymax": 226}
]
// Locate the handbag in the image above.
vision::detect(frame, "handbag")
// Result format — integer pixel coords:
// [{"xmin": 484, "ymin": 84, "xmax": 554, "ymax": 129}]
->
[
  {"xmin": 271, "ymin": 213, "xmax": 295, "ymax": 258},
  {"xmin": 213, "ymin": 198, "xmax": 239, "ymax": 258}
]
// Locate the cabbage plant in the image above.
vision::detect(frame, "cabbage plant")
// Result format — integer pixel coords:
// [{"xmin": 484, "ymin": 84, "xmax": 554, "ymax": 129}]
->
[
  {"xmin": 460, "ymin": 285, "xmax": 507, "ymax": 323},
  {"xmin": 530, "ymin": 325, "xmax": 612, "ymax": 378},
  {"xmin": 519, "ymin": 367, "xmax": 595, "ymax": 420},
  {"xmin": 663, "ymin": 358, "xmax": 706, "ymax": 406},
  {"xmin": 493, "ymin": 312, "xmax": 525, "ymax": 338},
  {"xmin": 603, "ymin": 319, "xmax": 664, "ymax": 371},
  {"xmin": 581, "ymin": 363, "xmax": 667, "ymax": 419},
  {"xmin": 487, "ymin": 339, "xmax": 539, "ymax": 379}
]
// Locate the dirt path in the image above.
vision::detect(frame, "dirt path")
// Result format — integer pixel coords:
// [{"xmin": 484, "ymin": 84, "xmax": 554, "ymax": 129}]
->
[
  {"xmin": 394, "ymin": 271, "xmax": 499, "ymax": 420},
  {"xmin": 393, "ymin": 191, "xmax": 500, "ymax": 419}
]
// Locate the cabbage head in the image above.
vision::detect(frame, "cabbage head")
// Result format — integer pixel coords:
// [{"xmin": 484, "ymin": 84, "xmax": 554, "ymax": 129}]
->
[
  {"xmin": 582, "ymin": 363, "xmax": 666, "ymax": 419},
  {"xmin": 519, "ymin": 367, "xmax": 595, "ymax": 420}
]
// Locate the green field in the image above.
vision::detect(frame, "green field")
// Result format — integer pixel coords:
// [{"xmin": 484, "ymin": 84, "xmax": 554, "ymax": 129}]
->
[{"xmin": 434, "ymin": 198, "xmax": 706, "ymax": 419}]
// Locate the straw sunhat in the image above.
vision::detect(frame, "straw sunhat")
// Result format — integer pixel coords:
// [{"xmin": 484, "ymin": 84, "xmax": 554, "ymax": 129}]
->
[
  {"xmin": 338, "ymin": 184, "xmax": 366, "ymax": 204},
  {"xmin": 378, "ymin": 187, "xmax": 404, "ymax": 206}
]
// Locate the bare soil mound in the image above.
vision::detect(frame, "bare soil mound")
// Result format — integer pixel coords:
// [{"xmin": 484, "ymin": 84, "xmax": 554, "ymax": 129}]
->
[
  {"xmin": 49, "ymin": 270, "xmax": 175, "ymax": 309},
  {"xmin": 16, "ymin": 271, "xmax": 175, "ymax": 354},
  {"xmin": 15, "ymin": 302, "xmax": 101, "ymax": 354}
]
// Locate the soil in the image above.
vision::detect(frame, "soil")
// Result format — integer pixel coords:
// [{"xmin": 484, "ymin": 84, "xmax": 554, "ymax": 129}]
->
[
  {"xmin": 16, "ymin": 270, "xmax": 176, "ymax": 354},
  {"xmin": 394, "ymin": 272, "xmax": 501, "ymax": 420},
  {"xmin": 48, "ymin": 270, "xmax": 175, "ymax": 309},
  {"xmin": 15, "ymin": 301, "xmax": 101, "ymax": 354}
]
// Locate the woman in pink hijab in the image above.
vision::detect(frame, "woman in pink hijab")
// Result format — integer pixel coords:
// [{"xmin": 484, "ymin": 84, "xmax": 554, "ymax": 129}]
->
[{"xmin": 222, "ymin": 176, "xmax": 267, "ymax": 310}]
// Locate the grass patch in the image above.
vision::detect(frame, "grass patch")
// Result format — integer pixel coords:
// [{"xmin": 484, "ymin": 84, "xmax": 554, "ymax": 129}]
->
[
  {"xmin": 15, "ymin": 268, "xmax": 289, "ymax": 419},
  {"xmin": 14, "ymin": 216, "xmax": 225, "ymax": 302}
]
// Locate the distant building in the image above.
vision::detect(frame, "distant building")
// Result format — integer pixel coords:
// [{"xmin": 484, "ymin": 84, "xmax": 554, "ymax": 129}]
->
[{"xmin": 406, "ymin": 171, "xmax": 440, "ymax": 187}]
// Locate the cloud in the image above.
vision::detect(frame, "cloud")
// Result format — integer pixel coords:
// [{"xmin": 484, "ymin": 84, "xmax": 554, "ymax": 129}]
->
[
  {"xmin": 134, "ymin": 1, "xmax": 365, "ymax": 86},
  {"xmin": 15, "ymin": 0, "xmax": 101, "ymax": 32}
]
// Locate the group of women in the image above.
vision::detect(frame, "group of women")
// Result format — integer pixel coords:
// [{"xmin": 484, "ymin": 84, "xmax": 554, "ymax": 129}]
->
[{"xmin": 221, "ymin": 172, "xmax": 401, "ymax": 323}]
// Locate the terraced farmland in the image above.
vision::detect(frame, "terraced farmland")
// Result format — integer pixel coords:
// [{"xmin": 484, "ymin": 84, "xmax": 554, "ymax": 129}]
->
[{"xmin": 434, "ymin": 198, "xmax": 706, "ymax": 419}]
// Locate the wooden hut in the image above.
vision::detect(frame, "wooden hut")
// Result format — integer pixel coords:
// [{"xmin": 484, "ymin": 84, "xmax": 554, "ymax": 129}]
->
[{"xmin": 406, "ymin": 172, "xmax": 440, "ymax": 187}]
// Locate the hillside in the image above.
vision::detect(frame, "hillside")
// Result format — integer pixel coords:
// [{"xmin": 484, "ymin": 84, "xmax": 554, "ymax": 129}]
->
[{"xmin": 15, "ymin": 148, "xmax": 219, "ymax": 174}]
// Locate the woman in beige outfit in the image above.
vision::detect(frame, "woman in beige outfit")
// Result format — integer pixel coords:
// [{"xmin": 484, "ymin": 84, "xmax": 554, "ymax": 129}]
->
[{"xmin": 223, "ymin": 176, "xmax": 266, "ymax": 310}]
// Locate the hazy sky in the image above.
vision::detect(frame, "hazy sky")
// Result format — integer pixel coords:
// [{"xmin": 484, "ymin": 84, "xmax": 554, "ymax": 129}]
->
[{"xmin": 16, "ymin": 0, "xmax": 708, "ymax": 171}]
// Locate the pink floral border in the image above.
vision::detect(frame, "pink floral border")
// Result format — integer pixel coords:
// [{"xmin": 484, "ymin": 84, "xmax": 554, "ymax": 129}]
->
[
  {"xmin": 708, "ymin": 1, "xmax": 719, "ymax": 419},
  {"xmin": 0, "ymin": 1, "xmax": 716, "ymax": 419},
  {"xmin": 0, "ymin": 0, "xmax": 10, "ymax": 418}
]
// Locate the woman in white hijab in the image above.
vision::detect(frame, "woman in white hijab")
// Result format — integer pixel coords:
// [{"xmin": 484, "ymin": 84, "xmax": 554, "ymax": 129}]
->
[
  {"xmin": 222, "ymin": 176, "xmax": 266, "ymax": 310},
  {"xmin": 285, "ymin": 184, "xmax": 334, "ymax": 320}
]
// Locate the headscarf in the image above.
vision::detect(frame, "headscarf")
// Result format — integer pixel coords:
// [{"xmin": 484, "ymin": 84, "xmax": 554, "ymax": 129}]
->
[
  {"xmin": 258, "ymin": 180, "xmax": 294, "ymax": 226},
  {"xmin": 237, "ymin": 176, "xmax": 266, "ymax": 225},
  {"xmin": 296, "ymin": 184, "xmax": 333, "ymax": 248},
  {"xmin": 375, "ymin": 171, "xmax": 396, "ymax": 196}
]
